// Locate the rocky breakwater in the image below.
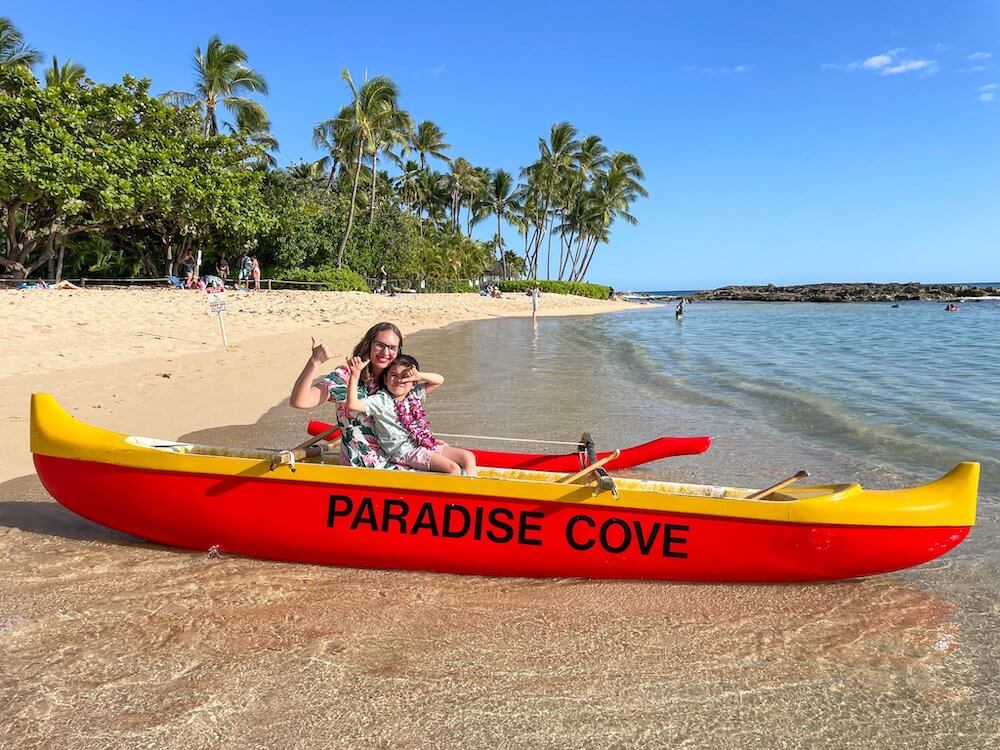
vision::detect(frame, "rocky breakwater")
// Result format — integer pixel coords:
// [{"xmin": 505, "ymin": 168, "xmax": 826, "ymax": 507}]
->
[{"xmin": 692, "ymin": 282, "xmax": 999, "ymax": 303}]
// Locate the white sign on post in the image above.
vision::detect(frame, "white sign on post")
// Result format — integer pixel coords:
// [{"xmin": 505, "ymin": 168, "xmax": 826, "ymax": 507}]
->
[{"xmin": 207, "ymin": 287, "xmax": 229, "ymax": 347}]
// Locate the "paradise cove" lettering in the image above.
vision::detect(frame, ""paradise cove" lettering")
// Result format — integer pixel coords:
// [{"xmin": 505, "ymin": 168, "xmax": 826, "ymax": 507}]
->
[{"xmin": 326, "ymin": 495, "xmax": 689, "ymax": 558}]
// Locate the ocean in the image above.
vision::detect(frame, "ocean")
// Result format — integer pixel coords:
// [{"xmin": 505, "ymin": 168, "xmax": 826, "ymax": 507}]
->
[{"xmin": 423, "ymin": 299, "xmax": 1000, "ymax": 496}]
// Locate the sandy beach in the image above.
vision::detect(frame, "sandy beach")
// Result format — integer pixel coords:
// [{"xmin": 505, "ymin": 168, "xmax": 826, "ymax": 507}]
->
[{"xmin": 0, "ymin": 287, "xmax": 629, "ymax": 481}]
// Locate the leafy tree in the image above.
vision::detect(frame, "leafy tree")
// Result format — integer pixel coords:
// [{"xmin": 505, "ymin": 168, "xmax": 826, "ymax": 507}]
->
[
  {"xmin": 0, "ymin": 67, "xmax": 269, "ymax": 278},
  {"xmin": 162, "ymin": 35, "xmax": 268, "ymax": 137}
]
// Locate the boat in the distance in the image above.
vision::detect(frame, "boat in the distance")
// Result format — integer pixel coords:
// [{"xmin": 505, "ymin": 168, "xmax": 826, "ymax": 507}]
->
[
  {"xmin": 305, "ymin": 419, "xmax": 711, "ymax": 471},
  {"xmin": 30, "ymin": 394, "xmax": 979, "ymax": 583}
]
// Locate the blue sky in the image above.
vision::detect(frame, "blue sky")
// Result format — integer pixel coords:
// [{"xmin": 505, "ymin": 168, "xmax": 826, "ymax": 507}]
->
[{"xmin": 8, "ymin": 0, "xmax": 999, "ymax": 289}]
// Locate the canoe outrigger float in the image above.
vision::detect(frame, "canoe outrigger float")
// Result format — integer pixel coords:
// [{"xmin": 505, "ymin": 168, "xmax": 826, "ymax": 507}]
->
[
  {"xmin": 30, "ymin": 394, "xmax": 979, "ymax": 582},
  {"xmin": 305, "ymin": 419, "xmax": 712, "ymax": 471}
]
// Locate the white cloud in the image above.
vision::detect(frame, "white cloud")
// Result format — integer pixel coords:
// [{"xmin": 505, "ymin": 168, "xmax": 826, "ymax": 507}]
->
[
  {"xmin": 982, "ymin": 83, "xmax": 999, "ymax": 91},
  {"xmin": 979, "ymin": 92, "xmax": 995, "ymax": 102},
  {"xmin": 882, "ymin": 59, "xmax": 937, "ymax": 75},
  {"xmin": 425, "ymin": 64, "xmax": 446, "ymax": 79},
  {"xmin": 862, "ymin": 54, "xmax": 892, "ymax": 70},
  {"xmin": 968, "ymin": 52, "xmax": 993, "ymax": 61},
  {"xmin": 825, "ymin": 48, "xmax": 938, "ymax": 77},
  {"xmin": 683, "ymin": 64, "xmax": 751, "ymax": 75}
]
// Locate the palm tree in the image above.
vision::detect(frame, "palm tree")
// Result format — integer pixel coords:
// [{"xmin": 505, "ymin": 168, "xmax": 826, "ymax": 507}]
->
[
  {"xmin": 162, "ymin": 35, "xmax": 268, "ymax": 137},
  {"xmin": 365, "ymin": 101, "xmax": 411, "ymax": 225},
  {"xmin": 288, "ymin": 160, "xmax": 329, "ymax": 183},
  {"xmin": 446, "ymin": 158, "xmax": 483, "ymax": 233},
  {"xmin": 528, "ymin": 122, "xmax": 579, "ymax": 278},
  {"xmin": 411, "ymin": 120, "xmax": 451, "ymax": 171},
  {"xmin": 394, "ymin": 160, "xmax": 422, "ymax": 213},
  {"xmin": 556, "ymin": 135, "xmax": 609, "ymax": 279},
  {"xmin": 414, "ymin": 170, "xmax": 450, "ymax": 234},
  {"xmin": 226, "ymin": 110, "xmax": 279, "ymax": 169},
  {"xmin": 44, "ymin": 57, "xmax": 87, "ymax": 87},
  {"xmin": 572, "ymin": 152, "xmax": 647, "ymax": 281},
  {"xmin": 312, "ymin": 111, "xmax": 355, "ymax": 189},
  {"xmin": 0, "ymin": 18, "xmax": 42, "ymax": 70},
  {"xmin": 486, "ymin": 170, "xmax": 517, "ymax": 279},
  {"xmin": 334, "ymin": 69, "xmax": 406, "ymax": 267}
]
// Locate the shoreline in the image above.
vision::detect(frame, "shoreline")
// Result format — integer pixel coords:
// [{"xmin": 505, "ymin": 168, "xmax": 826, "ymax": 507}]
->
[{"xmin": 0, "ymin": 288, "xmax": 632, "ymax": 483}]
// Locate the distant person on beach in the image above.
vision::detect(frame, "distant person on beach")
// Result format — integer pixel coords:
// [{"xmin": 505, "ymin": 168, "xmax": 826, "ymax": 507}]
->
[
  {"xmin": 345, "ymin": 353, "xmax": 476, "ymax": 476},
  {"xmin": 18, "ymin": 279, "xmax": 80, "ymax": 290},
  {"xmin": 530, "ymin": 286, "xmax": 540, "ymax": 323},
  {"xmin": 215, "ymin": 253, "xmax": 229, "ymax": 284},
  {"xmin": 289, "ymin": 322, "xmax": 405, "ymax": 469},
  {"xmin": 178, "ymin": 250, "xmax": 194, "ymax": 287},
  {"xmin": 251, "ymin": 254, "xmax": 261, "ymax": 291},
  {"xmin": 235, "ymin": 252, "xmax": 252, "ymax": 290},
  {"xmin": 379, "ymin": 264, "xmax": 388, "ymax": 294},
  {"xmin": 675, "ymin": 299, "xmax": 685, "ymax": 319}
]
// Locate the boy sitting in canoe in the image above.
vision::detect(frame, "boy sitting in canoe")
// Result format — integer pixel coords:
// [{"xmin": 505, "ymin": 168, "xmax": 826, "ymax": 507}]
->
[{"xmin": 345, "ymin": 354, "xmax": 477, "ymax": 477}]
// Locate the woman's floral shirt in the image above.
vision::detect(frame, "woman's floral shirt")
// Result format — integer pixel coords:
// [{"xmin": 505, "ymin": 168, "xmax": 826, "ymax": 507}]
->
[{"xmin": 318, "ymin": 365, "xmax": 394, "ymax": 469}]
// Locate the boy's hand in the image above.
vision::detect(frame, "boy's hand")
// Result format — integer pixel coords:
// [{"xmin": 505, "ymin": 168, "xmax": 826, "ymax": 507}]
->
[
  {"xmin": 347, "ymin": 355, "xmax": 369, "ymax": 378},
  {"xmin": 395, "ymin": 367, "xmax": 420, "ymax": 384}
]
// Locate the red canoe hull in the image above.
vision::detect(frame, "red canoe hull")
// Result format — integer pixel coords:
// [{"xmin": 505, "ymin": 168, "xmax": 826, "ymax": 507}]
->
[
  {"xmin": 35, "ymin": 454, "xmax": 971, "ymax": 582},
  {"xmin": 306, "ymin": 420, "xmax": 711, "ymax": 471}
]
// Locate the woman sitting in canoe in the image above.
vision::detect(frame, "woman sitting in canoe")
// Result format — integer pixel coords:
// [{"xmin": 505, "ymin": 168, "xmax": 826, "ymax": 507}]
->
[
  {"xmin": 345, "ymin": 354, "xmax": 477, "ymax": 477},
  {"xmin": 289, "ymin": 322, "xmax": 403, "ymax": 469}
]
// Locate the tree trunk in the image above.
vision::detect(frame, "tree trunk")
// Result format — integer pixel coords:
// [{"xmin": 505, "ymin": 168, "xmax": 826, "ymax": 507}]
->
[
  {"xmin": 337, "ymin": 142, "xmax": 365, "ymax": 268},
  {"xmin": 497, "ymin": 212, "xmax": 507, "ymax": 279},
  {"xmin": 368, "ymin": 149, "xmax": 378, "ymax": 225},
  {"xmin": 55, "ymin": 242, "xmax": 65, "ymax": 283}
]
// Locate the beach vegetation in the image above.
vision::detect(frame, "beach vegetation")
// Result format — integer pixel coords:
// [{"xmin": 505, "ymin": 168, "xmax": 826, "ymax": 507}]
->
[
  {"xmin": 0, "ymin": 65, "xmax": 269, "ymax": 279},
  {"xmin": 276, "ymin": 266, "xmax": 369, "ymax": 292},
  {"xmin": 1, "ymin": 17, "xmax": 645, "ymax": 291},
  {"xmin": 500, "ymin": 279, "xmax": 613, "ymax": 300}
]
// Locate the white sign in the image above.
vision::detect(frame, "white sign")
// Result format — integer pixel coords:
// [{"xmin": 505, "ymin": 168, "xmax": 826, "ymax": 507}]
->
[{"xmin": 207, "ymin": 288, "xmax": 227, "ymax": 314}]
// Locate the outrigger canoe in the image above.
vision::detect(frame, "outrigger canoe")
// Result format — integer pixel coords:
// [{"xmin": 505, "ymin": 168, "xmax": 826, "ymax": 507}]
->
[
  {"xmin": 306, "ymin": 419, "xmax": 712, "ymax": 471},
  {"xmin": 30, "ymin": 394, "xmax": 978, "ymax": 583}
]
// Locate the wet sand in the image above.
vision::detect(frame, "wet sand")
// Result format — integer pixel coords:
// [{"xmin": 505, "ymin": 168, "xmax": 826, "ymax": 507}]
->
[{"xmin": 2, "ymin": 304, "xmax": 999, "ymax": 748}]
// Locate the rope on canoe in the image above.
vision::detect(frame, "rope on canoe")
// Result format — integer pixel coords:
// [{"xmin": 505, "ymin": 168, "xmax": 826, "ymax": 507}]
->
[{"xmin": 434, "ymin": 432, "xmax": 584, "ymax": 447}]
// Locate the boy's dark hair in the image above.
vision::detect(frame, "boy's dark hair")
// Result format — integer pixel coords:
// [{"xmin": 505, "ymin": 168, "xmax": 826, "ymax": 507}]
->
[{"xmin": 379, "ymin": 354, "xmax": 419, "ymax": 391}]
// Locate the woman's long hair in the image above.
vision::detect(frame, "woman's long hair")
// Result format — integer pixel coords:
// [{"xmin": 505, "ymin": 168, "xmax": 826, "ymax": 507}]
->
[{"xmin": 352, "ymin": 322, "xmax": 403, "ymax": 385}]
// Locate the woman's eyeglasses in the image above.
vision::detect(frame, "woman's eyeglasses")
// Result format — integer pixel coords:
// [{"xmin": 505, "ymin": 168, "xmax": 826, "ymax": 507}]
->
[{"xmin": 372, "ymin": 341, "xmax": 399, "ymax": 354}]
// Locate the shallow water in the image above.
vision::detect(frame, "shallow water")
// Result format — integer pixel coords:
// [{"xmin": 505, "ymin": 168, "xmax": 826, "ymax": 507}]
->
[{"xmin": 2, "ymin": 303, "xmax": 999, "ymax": 748}]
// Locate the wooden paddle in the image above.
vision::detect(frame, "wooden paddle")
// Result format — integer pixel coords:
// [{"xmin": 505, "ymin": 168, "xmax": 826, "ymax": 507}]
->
[
  {"xmin": 557, "ymin": 450, "xmax": 621, "ymax": 485},
  {"xmin": 746, "ymin": 470, "xmax": 810, "ymax": 501},
  {"xmin": 268, "ymin": 424, "xmax": 342, "ymax": 471},
  {"xmin": 290, "ymin": 424, "xmax": 341, "ymax": 452}
]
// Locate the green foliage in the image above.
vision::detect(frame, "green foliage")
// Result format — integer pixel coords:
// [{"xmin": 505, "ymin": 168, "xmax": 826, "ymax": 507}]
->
[
  {"xmin": 0, "ymin": 65, "xmax": 269, "ymax": 277},
  {"xmin": 276, "ymin": 265, "xmax": 369, "ymax": 291},
  {"xmin": 499, "ymin": 279, "xmax": 612, "ymax": 299}
]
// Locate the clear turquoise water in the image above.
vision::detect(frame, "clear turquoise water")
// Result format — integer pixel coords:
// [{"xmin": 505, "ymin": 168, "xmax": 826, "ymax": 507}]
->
[{"xmin": 418, "ymin": 300, "xmax": 1000, "ymax": 496}]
